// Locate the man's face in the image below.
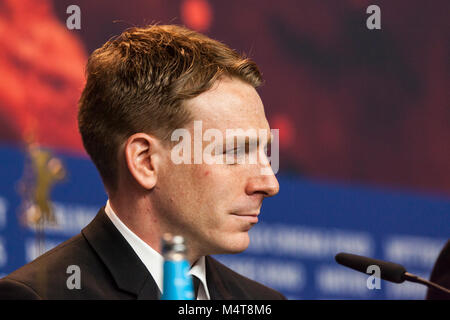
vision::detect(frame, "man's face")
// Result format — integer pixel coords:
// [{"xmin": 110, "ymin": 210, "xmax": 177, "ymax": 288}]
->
[{"xmin": 154, "ymin": 77, "xmax": 279, "ymax": 258}]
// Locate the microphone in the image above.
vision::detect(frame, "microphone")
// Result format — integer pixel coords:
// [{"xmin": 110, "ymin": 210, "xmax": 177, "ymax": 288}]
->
[{"xmin": 335, "ymin": 252, "xmax": 450, "ymax": 295}]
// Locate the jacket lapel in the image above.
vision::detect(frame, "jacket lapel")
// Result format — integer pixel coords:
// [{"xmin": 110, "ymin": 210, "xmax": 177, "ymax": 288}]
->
[
  {"xmin": 205, "ymin": 256, "xmax": 234, "ymax": 300},
  {"xmin": 81, "ymin": 208, "xmax": 160, "ymax": 299}
]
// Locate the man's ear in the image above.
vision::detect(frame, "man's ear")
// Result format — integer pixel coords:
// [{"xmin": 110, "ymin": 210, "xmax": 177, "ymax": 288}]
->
[{"xmin": 123, "ymin": 133, "xmax": 163, "ymax": 190}]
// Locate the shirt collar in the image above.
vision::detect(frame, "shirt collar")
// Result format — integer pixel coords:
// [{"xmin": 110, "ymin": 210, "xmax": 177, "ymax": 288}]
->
[
  {"xmin": 104, "ymin": 200, "xmax": 210, "ymax": 299},
  {"xmin": 189, "ymin": 255, "xmax": 209, "ymax": 300}
]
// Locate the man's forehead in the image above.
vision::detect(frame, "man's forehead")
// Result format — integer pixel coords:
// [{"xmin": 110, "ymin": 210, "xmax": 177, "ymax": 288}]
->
[{"xmin": 184, "ymin": 77, "xmax": 267, "ymax": 129}]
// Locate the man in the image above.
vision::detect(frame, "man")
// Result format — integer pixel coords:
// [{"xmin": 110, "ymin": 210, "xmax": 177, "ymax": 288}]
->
[
  {"xmin": 426, "ymin": 240, "xmax": 450, "ymax": 300},
  {"xmin": 0, "ymin": 25, "xmax": 283, "ymax": 299}
]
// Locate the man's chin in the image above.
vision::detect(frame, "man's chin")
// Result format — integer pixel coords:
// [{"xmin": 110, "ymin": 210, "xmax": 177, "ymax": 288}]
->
[{"xmin": 214, "ymin": 232, "xmax": 250, "ymax": 255}]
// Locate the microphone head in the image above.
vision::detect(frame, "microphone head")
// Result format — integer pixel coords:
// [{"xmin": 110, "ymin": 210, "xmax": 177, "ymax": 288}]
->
[{"xmin": 335, "ymin": 252, "xmax": 407, "ymax": 283}]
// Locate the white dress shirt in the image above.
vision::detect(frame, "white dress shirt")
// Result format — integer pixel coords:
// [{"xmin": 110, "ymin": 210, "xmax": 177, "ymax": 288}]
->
[{"xmin": 104, "ymin": 200, "xmax": 210, "ymax": 300}]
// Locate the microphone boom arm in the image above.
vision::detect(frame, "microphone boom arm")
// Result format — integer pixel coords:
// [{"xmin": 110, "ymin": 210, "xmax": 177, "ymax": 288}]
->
[
  {"xmin": 403, "ymin": 272, "xmax": 450, "ymax": 295},
  {"xmin": 335, "ymin": 252, "xmax": 450, "ymax": 297}
]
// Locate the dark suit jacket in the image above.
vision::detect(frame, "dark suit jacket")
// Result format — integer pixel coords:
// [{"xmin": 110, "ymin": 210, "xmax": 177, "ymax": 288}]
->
[
  {"xmin": 426, "ymin": 240, "xmax": 450, "ymax": 300},
  {"xmin": 0, "ymin": 208, "xmax": 285, "ymax": 300}
]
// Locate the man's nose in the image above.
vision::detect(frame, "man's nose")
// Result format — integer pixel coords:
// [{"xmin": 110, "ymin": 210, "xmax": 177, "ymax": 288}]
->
[{"xmin": 245, "ymin": 171, "xmax": 280, "ymax": 197}]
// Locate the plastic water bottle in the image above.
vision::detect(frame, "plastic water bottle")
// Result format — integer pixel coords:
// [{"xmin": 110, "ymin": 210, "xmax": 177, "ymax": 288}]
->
[{"xmin": 160, "ymin": 233, "xmax": 195, "ymax": 300}]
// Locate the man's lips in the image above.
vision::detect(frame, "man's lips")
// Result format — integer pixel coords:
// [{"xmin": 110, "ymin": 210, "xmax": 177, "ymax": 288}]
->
[{"xmin": 230, "ymin": 212, "xmax": 260, "ymax": 223}]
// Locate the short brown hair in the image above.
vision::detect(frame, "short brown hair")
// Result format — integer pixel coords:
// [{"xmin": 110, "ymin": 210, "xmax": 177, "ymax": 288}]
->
[{"xmin": 78, "ymin": 24, "xmax": 262, "ymax": 191}]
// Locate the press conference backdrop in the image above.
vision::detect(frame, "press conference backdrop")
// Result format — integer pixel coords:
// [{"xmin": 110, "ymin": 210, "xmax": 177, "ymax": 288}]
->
[
  {"xmin": 0, "ymin": 145, "xmax": 448, "ymax": 299},
  {"xmin": 0, "ymin": 0, "xmax": 449, "ymax": 300}
]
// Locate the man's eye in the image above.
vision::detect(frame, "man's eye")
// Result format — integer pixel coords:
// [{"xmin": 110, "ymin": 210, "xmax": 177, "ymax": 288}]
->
[
  {"xmin": 225, "ymin": 147, "xmax": 243, "ymax": 155},
  {"xmin": 264, "ymin": 144, "xmax": 271, "ymax": 157}
]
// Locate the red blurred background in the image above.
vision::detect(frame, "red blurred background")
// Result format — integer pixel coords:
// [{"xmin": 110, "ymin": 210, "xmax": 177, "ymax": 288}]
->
[{"xmin": 0, "ymin": 0, "xmax": 449, "ymax": 196}]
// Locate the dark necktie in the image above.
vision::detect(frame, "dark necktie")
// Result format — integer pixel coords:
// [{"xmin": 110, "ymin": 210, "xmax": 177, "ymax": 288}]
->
[{"xmin": 192, "ymin": 275, "xmax": 201, "ymax": 300}]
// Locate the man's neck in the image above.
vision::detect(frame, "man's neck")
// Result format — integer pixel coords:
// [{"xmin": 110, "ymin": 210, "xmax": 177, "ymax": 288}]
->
[
  {"xmin": 108, "ymin": 197, "xmax": 202, "ymax": 264},
  {"xmin": 108, "ymin": 197, "xmax": 163, "ymax": 253}
]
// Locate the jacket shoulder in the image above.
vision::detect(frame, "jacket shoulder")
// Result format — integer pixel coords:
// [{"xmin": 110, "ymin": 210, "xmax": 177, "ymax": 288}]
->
[
  {"xmin": 5, "ymin": 233, "xmax": 88, "ymax": 282},
  {"xmin": 0, "ymin": 233, "xmax": 116, "ymax": 299},
  {"xmin": 0, "ymin": 278, "xmax": 42, "ymax": 300}
]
